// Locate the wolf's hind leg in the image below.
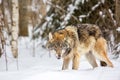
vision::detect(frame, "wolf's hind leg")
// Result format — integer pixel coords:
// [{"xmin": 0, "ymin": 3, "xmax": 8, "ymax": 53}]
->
[
  {"xmin": 62, "ymin": 57, "xmax": 71, "ymax": 70},
  {"xmin": 94, "ymin": 51, "xmax": 113, "ymax": 67},
  {"xmin": 94, "ymin": 37, "xmax": 113, "ymax": 67},
  {"xmin": 100, "ymin": 61, "xmax": 107, "ymax": 66},
  {"xmin": 72, "ymin": 53, "xmax": 80, "ymax": 70},
  {"xmin": 85, "ymin": 51, "xmax": 98, "ymax": 68}
]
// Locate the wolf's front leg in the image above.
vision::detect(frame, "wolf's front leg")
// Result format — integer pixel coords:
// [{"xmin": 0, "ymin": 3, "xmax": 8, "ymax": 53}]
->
[
  {"xmin": 85, "ymin": 52, "xmax": 98, "ymax": 68},
  {"xmin": 72, "ymin": 53, "xmax": 80, "ymax": 70},
  {"xmin": 62, "ymin": 57, "xmax": 71, "ymax": 70}
]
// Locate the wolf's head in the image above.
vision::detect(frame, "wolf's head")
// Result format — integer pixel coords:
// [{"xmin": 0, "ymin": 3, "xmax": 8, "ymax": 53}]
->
[{"xmin": 46, "ymin": 30, "xmax": 71, "ymax": 59}]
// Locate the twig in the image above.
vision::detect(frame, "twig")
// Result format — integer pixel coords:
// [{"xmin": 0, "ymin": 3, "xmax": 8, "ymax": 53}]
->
[
  {"xmin": 49, "ymin": 49, "xmax": 51, "ymax": 58},
  {"xmin": 46, "ymin": 1, "xmax": 80, "ymax": 23},
  {"xmin": 33, "ymin": 39, "xmax": 35, "ymax": 57},
  {"xmin": 0, "ymin": 28, "xmax": 8, "ymax": 71},
  {"xmin": 16, "ymin": 58, "xmax": 19, "ymax": 70},
  {"xmin": 32, "ymin": 30, "xmax": 36, "ymax": 57},
  {"xmin": 4, "ymin": 43, "xmax": 8, "ymax": 71}
]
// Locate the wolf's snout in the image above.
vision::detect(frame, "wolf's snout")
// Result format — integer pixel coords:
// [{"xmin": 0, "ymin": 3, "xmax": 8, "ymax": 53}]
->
[{"xmin": 57, "ymin": 55, "xmax": 61, "ymax": 59}]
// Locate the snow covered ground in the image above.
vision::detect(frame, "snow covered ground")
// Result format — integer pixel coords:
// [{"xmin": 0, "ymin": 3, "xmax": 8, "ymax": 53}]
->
[{"xmin": 0, "ymin": 38, "xmax": 120, "ymax": 80}]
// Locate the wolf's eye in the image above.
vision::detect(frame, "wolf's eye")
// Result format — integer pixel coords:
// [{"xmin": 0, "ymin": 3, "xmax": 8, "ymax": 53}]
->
[
  {"xmin": 47, "ymin": 43, "xmax": 55, "ymax": 50},
  {"xmin": 61, "ymin": 41, "xmax": 69, "ymax": 49}
]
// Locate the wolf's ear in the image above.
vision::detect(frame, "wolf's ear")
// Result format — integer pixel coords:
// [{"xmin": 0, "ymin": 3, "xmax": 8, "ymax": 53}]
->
[{"xmin": 49, "ymin": 32, "xmax": 53, "ymax": 40}]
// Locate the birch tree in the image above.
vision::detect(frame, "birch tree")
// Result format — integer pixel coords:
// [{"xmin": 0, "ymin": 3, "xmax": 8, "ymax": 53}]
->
[
  {"xmin": 0, "ymin": 1, "xmax": 5, "ymax": 57},
  {"xmin": 1, "ymin": 0, "xmax": 12, "ymax": 33},
  {"xmin": 11, "ymin": 0, "xmax": 19, "ymax": 58}
]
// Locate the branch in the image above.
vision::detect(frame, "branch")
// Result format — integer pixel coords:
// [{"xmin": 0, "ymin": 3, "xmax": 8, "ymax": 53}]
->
[
  {"xmin": 33, "ymin": 1, "xmax": 80, "ymax": 32},
  {"xmin": 46, "ymin": 1, "xmax": 80, "ymax": 23}
]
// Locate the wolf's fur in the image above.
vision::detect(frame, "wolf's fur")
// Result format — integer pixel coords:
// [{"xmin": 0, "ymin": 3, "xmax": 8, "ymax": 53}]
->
[{"xmin": 46, "ymin": 24, "xmax": 113, "ymax": 70}]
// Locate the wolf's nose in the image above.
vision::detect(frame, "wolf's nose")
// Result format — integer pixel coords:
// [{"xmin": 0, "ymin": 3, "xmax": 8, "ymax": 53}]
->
[
  {"xmin": 57, "ymin": 55, "xmax": 61, "ymax": 59},
  {"xmin": 57, "ymin": 57, "xmax": 61, "ymax": 59}
]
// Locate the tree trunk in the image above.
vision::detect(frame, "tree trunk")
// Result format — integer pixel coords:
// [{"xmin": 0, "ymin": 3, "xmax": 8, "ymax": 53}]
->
[
  {"xmin": 30, "ymin": 0, "xmax": 47, "ymax": 27},
  {"xmin": 11, "ymin": 0, "xmax": 19, "ymax": 58},
  {"xmin": 19, "ymin": 0, "xmax": 32, "ymax": 36},
  {"xmin": 116, "ymin": 0, "xmax": 120, "ymax": 26},
  {"xmin": 0, "ymin": 6, "xmax": 4, "ymax": 57},
  {"xmin": 1, "ymin": 0, "xmax": 12, "ymax": 33},
  {"xmin": 115, "ymin": 0, "xmax": 120, "ymax": 44}
]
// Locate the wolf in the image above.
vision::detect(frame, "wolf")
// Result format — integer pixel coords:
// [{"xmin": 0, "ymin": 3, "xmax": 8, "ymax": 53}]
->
[{"xmin": 46, "ymin": 24, "xmax": 113, "ymax": 70}]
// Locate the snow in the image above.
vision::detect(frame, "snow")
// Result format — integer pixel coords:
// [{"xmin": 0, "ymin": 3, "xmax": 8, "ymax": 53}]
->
[
  {"xmin": 25, "ymin": 68, "xmax": 120, "ymax": 80},
  {"xmin": 74, "ymin": 0, "xmax": 85, "ymax": 5},
  {"xmin": 79, "ymin": 15, "xmax": 87, "ymax": 18},
  {"xmin": 28, "ymin": 24, "xmax": 33, "ymax": 39},
  {"xmin": 108, "ymin": 9, "xmax": 116, "ymax": 25},
  {"xmin": 101, "ymin": 0, "xmax": 105, "ymax": 3},
  {"xmin": 45, "ymin": 15, "xmax": 53, "ymax": 22},
  {"xmin": 61, "ymin": 4, "xmax": 77, "ymax": 27},
  {"xmin": 64, "ymin": 4, "xmax": 76, "ymax": 22},
  {"xmin": 0, "ymin": 0, "xmax": 2, "ymax": 4},
  {"xmin": 74, "ymin": 0, "xmax": 81, "ymax": 6},
  {"xmin": 99, "ymin": 11, "xmax": 105, "ymax": 18},
  {"xmin": 117, "ymin": 27, "xmax": 120, "ymax": 32},
  {"xmin": 99, "ymin": 11, "xmax": 102, "ymax": 16},
  {"xmin": 91, "ymin": 2, "xmax": 101, "ymax": 11},
  {"xmin": 0, "ymin": 38, "xmax": 120, "ymax": 80},
  {"xmin": 79, "ymin": 1, "xmax": 102, "ymax": 19},
  {"xmin": 42, "ymin": 0, "xmax": 47, "ymax": 4}
]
